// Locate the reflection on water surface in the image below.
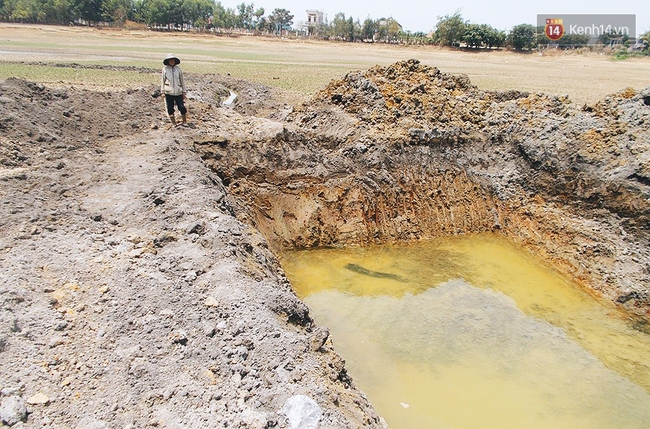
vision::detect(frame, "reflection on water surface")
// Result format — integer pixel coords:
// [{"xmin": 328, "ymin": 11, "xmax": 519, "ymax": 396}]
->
[{"xmin": 281, "ymin": 234, "xmax": 650, "ymax": 429}]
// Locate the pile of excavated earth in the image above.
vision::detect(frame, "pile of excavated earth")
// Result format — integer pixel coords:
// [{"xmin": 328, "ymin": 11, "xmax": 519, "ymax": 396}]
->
[{"xmin": 1, "ymin": 59, "xmax": 649, "ymax": 428}]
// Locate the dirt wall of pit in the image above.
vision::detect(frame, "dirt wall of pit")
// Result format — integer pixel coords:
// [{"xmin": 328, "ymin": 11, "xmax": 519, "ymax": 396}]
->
[{"xmin": 195, "ymin": 60, "xmax": 650, "ymax": 320}]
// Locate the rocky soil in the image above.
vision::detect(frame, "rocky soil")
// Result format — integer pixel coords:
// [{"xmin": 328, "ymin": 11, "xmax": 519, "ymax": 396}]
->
[
  {"xmin": 1, "ymin": 60, "xmax": 649, "ymax": 428},
  {"xmin": 0, "ymin": 75, "xmax": 384, "ymax": 428}
]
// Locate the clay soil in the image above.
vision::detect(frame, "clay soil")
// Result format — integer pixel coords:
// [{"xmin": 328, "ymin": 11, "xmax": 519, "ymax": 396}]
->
[{"xmin": 1, "ymin": 25, "xmax": 650, "ymax": 429}]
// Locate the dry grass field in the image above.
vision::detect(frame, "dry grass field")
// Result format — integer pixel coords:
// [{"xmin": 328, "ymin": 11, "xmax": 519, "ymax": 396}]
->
[{"xmin": 0, "ymin": 23, "xmax": 649, "ymax": 105}]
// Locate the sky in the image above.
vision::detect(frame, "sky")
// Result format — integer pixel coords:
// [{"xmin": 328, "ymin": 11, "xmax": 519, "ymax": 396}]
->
[{"xmin": 218, "ymin": 0, "xmax": 650, "ymax": 36}]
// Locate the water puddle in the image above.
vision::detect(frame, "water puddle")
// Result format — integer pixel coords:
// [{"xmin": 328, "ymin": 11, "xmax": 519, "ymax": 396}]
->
[{"xmin": 280, "ymin": 233, "xmax": 650, "ymax": 429}]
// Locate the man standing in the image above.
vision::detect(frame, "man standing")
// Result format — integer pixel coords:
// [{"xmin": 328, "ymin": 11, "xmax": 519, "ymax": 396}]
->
[{"xmin": 160, "ymin": 54, "xmax": 187, "ymax": 127}]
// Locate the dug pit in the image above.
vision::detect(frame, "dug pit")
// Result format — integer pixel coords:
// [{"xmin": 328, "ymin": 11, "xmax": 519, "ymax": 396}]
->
[
  {"xmin": 203, "ymin": 60, "xmax": 650, "ymax": 427},
  {"xmin": 197, "ymin": 59, "xmax": 650, "ymax": 318}
]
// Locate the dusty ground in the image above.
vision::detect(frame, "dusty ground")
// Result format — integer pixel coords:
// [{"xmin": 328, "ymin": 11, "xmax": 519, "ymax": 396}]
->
[
  {"xmin": 0, "ymin": 76, "xmax": 387, "ymax": 428},
  {"xmin": 1, "ymin": 29, "xmax": 650, "ymax": 429}
]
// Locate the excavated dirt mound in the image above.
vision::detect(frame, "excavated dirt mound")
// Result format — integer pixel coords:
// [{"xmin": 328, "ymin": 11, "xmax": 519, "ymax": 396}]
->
[
  {"xmin": 309, "ymin": 59, "xmax": 528, "ymax": 144},
  {"xmin": 1, "ymin": 59, "xmax": 649, "ymax": 429}
]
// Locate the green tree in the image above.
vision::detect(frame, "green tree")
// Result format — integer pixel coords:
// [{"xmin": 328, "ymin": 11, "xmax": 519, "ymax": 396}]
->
[
  {"xmin": 382, "ymin": 17, "xmax": 401, "ymax": 42},
  {"xmin": 167, "ymin": 0, "xmax": 183, "ymax": 27},
  {"xmin": 252, "ymin": 6, "xmax": 264, "ymax": 30},
  {"xmin": 102, "ymin": 0, "xmax": 131, "ymax": 24},
  {"xmin": 268, "ymin": 7, "xmax": 292, "ymax": 34},
  {"xmin": 211, "ymin": 2, "xmax": 236, "ymax": 29},
  {"xmin": 40, "ymin": 0, "xmax": 74, "ymax": 24},
  {"xmin": 507, "ymin": 23, "xmax": 536, "ymax": 51},
  {"xmin": 181, "ymin": 0, "xmax": 213, "ymax": 29},
  {"xmin": 346, "ymin": 16, "xmax": 355, "ymax": 41},
  {"xmin": 235, "ymin": 2, "xmax": 252, "ymax": 29},
  {"xmin": 330, "ymin": 12, "xmax": 347, "ymax": 40},
  {"xmin": 3, "ymin": 0, "xmax": 39, "ymax": 22},
  {"xmin": 139, "ymin": 0, "xmax": 171, "ymax": 26},
  {"xmin": 375, "ymin": 18, "xmax": 387, "ymax": 41},
  {"xmin": 482, "ymin": 24, "xmax": 505, "ymax": 48},
  {"xmin": 361, "ymin": 17, "xmax": 375, "ymax": 41},
  {"xmin": 463, "ymin": 23, "xmax": 488, "ymax": 48},
  {"xmin": 371, "ymin": 17, "xmax": 400, "ymax": 42},
  {"xmin": 77, "ymin": 0, "xmax": 104, "ymax": 23},
  {"xmin": 434, "ymin": 12, "xmax": 466, "ymax": 47}
]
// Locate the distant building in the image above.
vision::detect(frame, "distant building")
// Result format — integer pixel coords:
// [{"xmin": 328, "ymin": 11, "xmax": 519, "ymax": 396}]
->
[
  {"xmin": 306, "ymin": 10, "xmax": 324, "ymax": 26},
  {"xmin": 297, "ymin": 9, "xmax": 325, "ymax": 35}
]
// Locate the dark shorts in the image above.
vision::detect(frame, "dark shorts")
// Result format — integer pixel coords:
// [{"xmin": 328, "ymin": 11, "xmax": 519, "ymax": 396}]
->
[{"xmin": 165, "ymin": 94, "xmax": 187, "ymax": 116}]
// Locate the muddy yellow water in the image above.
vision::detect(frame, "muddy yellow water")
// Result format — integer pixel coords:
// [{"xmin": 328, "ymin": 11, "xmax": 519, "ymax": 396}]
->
[{"xmin": 280, "ymin": 233, "xmax": 650, "ymax": 429}]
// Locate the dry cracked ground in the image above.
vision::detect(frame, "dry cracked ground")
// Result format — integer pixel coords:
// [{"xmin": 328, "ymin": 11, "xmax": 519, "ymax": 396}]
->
[{"xmin": 1, "ymin": 60, "xmax": 650, "ymax": 428}]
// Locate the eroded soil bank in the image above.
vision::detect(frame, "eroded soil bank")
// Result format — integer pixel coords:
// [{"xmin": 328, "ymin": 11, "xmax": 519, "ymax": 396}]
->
[{"xmin": 1, "ymin": 59, "xmax": 649, "ymax": 428}]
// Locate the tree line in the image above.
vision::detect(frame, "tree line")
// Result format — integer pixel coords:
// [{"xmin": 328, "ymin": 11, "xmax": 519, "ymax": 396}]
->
[
  {"xmin": 0, "ymin": 0, "xmax": 295, "ymax": 32},
  {"xmin": 1, "ymin": 1, "xmax": 648, "ymax": 53},
  {"xmin": 431, "ymin": 12, "xmax": 649, "ymax": 52}
]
